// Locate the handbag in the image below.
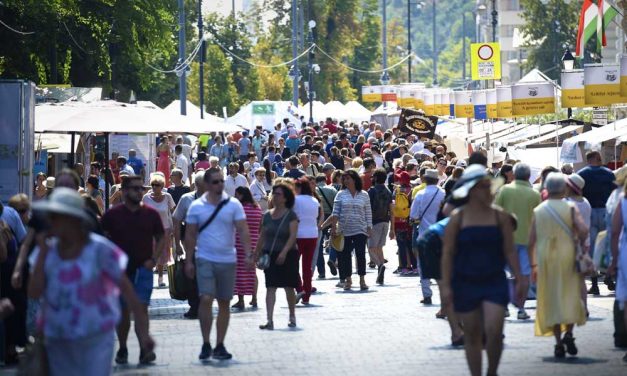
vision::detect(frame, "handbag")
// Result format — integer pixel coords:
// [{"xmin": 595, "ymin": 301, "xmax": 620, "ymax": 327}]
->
[
  {"xmin": 167, "ymin": 256, "xmax": 190, "ymax": 300},
  {"xmin": 545, "ymin": 204, "xmax": 596, "ymax": 276},
  {"xmin": 18, "ymin": 336, "xmax": 49, "ymax": 376},
  {"xmin": 257, "ymin": 211, "xmax": 290, "ymax": 270},
  {"xmin": 330, "ymin": 226, "xmax": 345, "ymax": 251}
]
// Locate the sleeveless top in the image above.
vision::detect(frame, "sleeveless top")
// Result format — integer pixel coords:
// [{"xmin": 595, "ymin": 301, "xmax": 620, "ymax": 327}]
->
[{"xmin": 453, "ymin": 210, "xmax": 505, "ymax": 282}]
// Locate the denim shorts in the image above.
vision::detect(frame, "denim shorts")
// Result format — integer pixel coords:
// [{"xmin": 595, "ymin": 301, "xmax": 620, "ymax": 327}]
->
[
  {"xmin": 516, "ymin": 244, "xmax": 531, "ymax": 277},
  {"xmin": 132, "ymin": 266, "xmax": 154, "ymax": 305}
]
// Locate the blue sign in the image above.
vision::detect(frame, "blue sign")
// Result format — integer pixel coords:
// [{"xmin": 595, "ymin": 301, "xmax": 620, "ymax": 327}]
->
[{"xmin": 474, "ymin": 105, "xmax": 487, "ymax": 120}]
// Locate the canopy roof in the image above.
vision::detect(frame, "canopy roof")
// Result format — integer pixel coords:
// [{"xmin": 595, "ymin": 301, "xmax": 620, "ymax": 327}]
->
[
  {"xmin": 36, "ymin": 100, "xmax": 238, "ymax": 134},
  {"xmin": 512, "ymin": 125, "xmax": 582, "ymax": 148}
]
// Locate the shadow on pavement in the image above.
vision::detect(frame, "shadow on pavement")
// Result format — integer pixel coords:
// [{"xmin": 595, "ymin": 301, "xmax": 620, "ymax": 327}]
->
[{"xmin": 540, "ymin": 356, "xmax": 608, "ymax": 365}]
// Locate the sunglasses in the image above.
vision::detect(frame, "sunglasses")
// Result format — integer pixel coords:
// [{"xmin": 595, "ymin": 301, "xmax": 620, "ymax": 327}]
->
[
  {"xmin": 151, "ymin": 183, "xmax": 162, "ymax": 188},
  {"xmin": 210, "ymin": 179, "xmax": 225, "ymax": 185}
]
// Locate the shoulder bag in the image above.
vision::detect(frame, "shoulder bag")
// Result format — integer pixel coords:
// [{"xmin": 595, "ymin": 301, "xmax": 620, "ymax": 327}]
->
[
  {"xmin": 257, "ymin": 211, "xmax": 290, "ymax": 270},
  {"xmin": 545, "ymin": 204, "xmax": 595, "ymax": 276},
  {"xmin": 412, "ymin": 190, "xmax": 439, "ymax": 227}
]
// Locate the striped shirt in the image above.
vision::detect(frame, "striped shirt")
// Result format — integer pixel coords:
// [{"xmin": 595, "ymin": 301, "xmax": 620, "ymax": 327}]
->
[{"xmin": 332, "ymin": 190, "xmax": 373, "ymax": 237}]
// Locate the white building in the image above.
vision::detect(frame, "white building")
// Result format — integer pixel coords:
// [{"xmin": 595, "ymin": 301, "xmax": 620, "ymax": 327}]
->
[{"xmin": 497, "ymin": 0, "xmax": 526, "ymax": 84}]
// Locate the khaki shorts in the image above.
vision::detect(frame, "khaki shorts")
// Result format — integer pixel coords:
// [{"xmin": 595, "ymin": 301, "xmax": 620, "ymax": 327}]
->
[
  {"xmin": 367, "ymin": 222, "xmax": 389, "ymax": 248},
  {"xmin": 196, "ymin": 258, "xmax": 236, "ymax": 301}
]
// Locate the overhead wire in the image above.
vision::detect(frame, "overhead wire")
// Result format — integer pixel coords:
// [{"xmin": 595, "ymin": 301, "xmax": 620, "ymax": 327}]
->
[
  {"xmin": 145, "ymin": 38, "xmax": 203, "ymax": 74},
  {"xmin": 212, "ymin": 38, "xmax": 315, "ymax": 68},
  {"xmin": 314, "ymin": 46, "xmax": 415, "ymax": 73},
  {"xmin": 62, "ymin": 21, "xmax": 94, "ymax": 55},
  {"xmin": 0, "ymin": 18, "xmax": 35, "ymax": 35}
]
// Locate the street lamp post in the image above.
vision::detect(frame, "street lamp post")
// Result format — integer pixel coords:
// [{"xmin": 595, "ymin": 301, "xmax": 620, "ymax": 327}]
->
[
  {"xmin": 491, "ymin": 0, "xmax": 497, "ymax": 42},
  {"xmin": 407, "ymin": 1, "xmax": 426, "ymax": 83},
  {"xmin": 432, "ymin": 0, "xmax": 437, "ymax": 86},
  {"xmin": 562, "ymin": 48, "xmax": 575, "ymax": 120},
  {"xmin": 308, "ymin": 18, "xmax": 316, "ymax": 124},
  {"xmin": 291, "ymin": 0, "xmax": 299, "ymax": 107},
  {"xmin": 177, "ymin": 0, "xmax": 187, "ymax": 115},
  {"xmin": 198, "ymin": 0, "xmax": 205, "ymax": 119}
]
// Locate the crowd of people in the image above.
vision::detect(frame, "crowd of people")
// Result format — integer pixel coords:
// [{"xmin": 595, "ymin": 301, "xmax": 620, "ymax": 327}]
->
[{"xmin": 0, "ymin": 117, "xmax": 625, "ymax": 375}]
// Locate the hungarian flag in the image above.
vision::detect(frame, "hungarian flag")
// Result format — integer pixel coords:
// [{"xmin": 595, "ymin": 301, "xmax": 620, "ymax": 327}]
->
[
  {"xmin": 596, "ymin": 0, "xmax": 620, "ymax": 54},
  {"xmin": 576, "ymin": 0, "xmax": 598, "ymax": 57}
]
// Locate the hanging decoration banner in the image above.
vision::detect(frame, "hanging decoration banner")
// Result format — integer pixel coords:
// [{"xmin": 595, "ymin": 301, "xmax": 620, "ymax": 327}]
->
[
  {"xmin": 496, "ymin": 86, "xmax": 513, "ymax": 118},
  {"xmin": 454, "ymin": 91, "xmax": 474, "ymax": 118},
  {"xmin": 486, "ymin": 89, "xmax": 498, "ymax": 119},
  {"xmin": 511, "ymin": 82, "xmax": 556, "ymax": 116},
  {"xmin": 434, "ymin": 91, "xmax": 443, "ymax": 116},
  {"xmin": 423, "ymin": 91, "xmax": 436, "ymax": 116},
  {"xmin": 584, "ymin": 64, "xmax": 623, "ymax": 105},
  {"xmin": 398, "ymin": 88, "xmax": 415, "ymax": 108},
  {"xmin": 472, "ymin": 90, "xmax": 487, "ymax": 120},
  {"xmin": 362, "ymin": 86, "xmax": 382, "ymax": 102},
  {"xmin": 413, "ymin": 89, "xmax": 425, "ymax": 111},
  {"xmin": 620, "ymin": 56, "xmax": 627, "ymax": 97},
  {"xmin": 381, "ymin": 86, "xmax": 398, "ymax": 102},
  {"xmin": 470, "ymin": 43, "xmax": 502, "ymax": 80},
  {"xmin": 397, "ymin": 108, "xmax": 439, "ymax": 139},
  {"xmin": 561, "ymin": 70, "xmax": 585, "ymax": 108},
  {"xmin": 440, "ymin": 91, "xmax": 451, "ymax": 116}
]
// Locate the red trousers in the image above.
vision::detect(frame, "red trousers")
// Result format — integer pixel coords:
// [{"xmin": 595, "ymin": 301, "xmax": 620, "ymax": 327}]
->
[{"xmin": 296, "ymin": 238, "xmax": 318, "ymax": 302}]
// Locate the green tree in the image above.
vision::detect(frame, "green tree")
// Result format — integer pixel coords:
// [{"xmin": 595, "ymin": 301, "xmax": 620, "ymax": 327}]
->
[
  {"xmin": 520, "ymin": 0, "xmax": 580, "ymax": 80},
  {"xmin": 186, "ymin": 44, "xmax": 238, "ymax": 115},
  {"xmin": 349, "ymin": 0, "xmax": 381, "ymax": 90}
]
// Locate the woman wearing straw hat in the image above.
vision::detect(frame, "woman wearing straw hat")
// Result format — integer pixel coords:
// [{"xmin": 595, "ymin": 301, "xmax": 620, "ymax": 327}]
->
[
  {"xmin": 28, "ymin": 188, "xmax": 154, "ymax": 375},
  {"xmin": 441, "ymin": 164, "xmax": 524, "ymax": 376}
]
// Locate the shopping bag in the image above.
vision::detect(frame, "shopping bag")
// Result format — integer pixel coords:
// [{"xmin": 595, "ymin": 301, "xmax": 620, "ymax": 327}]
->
[{"xmin": 167, "ymin": 256, "xmax": 190, "ymax": 300}]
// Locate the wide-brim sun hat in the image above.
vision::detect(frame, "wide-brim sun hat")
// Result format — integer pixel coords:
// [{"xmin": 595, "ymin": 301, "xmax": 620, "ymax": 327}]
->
[
  {"xmin": 32, "ymin": 187, "xmax": 92, "ymax": 222},
  {"xmin": 615, "ymin": 165, "xmax": 627, "ymax": 186},
  {"xmin": 452, "ymin": 164, "xmax": 503, "ymax": 199}
]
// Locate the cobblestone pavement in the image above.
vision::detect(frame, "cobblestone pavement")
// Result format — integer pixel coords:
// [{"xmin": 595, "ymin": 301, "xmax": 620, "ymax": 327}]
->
[{"xmin": 108, "ymin": 241, "xmax": 627, "ymax": 376}]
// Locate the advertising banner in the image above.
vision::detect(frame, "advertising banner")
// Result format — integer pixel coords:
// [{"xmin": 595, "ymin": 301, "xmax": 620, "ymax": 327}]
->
[
  {"xmin": 584, "ymin": 64, "xmax": 622, "ymax": 105},
  {"xmin": 454, "ymin": 91, "xmax": 474, "ymax": 118},
  {"xmin": 512, "ymin": 82, "xmax": 556, "ymax": 116},
  {"xmin": 486, "ymin": 89, "xmax": 498, "ymax": 119},
  {"xmin": 496, "ymin": 86, "xmax": 513, "ymax": 118},
  {"xmin": 561, "ymin": 70, "xmax": 586, "ymax": 108},
  {"xmin": 362, "ymin": 86, "xmax": 382, "ymax": 102}
]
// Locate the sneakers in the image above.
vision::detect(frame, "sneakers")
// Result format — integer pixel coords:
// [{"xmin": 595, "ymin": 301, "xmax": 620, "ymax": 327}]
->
[
  {"xmin": 212, "ymin": 343, "xmax": 232, "ymax": 360},
  {"xmin": 317, "ymin": 275, "xmax": 326, "ymax": 280},
  {"xmin": 420, "ymin": 297, "xmax": 432, "ymax": 305},
  {"xmin": 115, "ymin": 347, "xmax": 128, "ymax": 365},
  {"xmin": 400, "ymin": 268, "xmax": 409, "ymax": 275},
  {"xmin": 335, "ymin": 280, "xmax": 345, "ymax": 288},
  {"xmin": 517, "ymin": 309, "xmax": 530, "ymax": 320},
  {"xmin": 259, "ymin": 321, "xmax": 274, "ymax": 330},
  {"xmin": 376, "ymin": 265, "xmax": 386, "ymax": 285},
  {"xmin": 183, "ymin": 310, "xmax": 198, "ymax": 319},
  {"xmin": 562, "ymin": 333, "xmax": 578, "ymax": 356},
  {"xmin": 199, "ymin": 343, "xmax": 212, "ymax": 361},
  {"xmin": 139, "ymin": 349, "xmax": 156, "ymax": 365},
  {"xmin": 554, "ymin": 343, "xmax": 566, "ymax": 358},
  {"xmin": 327, "ymin": 260, "xmax": 338, "ymax": 276},
  {"xmin": 587, "ymin": 285, "xmax": 600, "ymax": 296},
  {"xmin": 605, "ymin": 275, "xmax": 616, "ymax": 291}
]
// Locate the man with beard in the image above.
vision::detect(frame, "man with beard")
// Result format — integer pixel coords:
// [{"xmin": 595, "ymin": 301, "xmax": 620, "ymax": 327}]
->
[{"xmin": 102, "ymin": 175, "xmax": 165, "ymax": 365}]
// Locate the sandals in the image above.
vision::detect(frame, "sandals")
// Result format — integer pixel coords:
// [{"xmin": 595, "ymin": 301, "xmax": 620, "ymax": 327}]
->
[
  {"xmin": 259, "ymin": 321, "xmax": 274, "ymax": 330},
  {"xmin": 288, "ymin": 317, "xmax": 297, "ymax": 328},
  {"xmin": 249, "ymin": 300, "xmax": 258, "ymax": 308},
  {"xmin": 562, "ymin": 333, "xmax": 578, "ymax": 356},
  {"xmin": 435, "ymin": 311, "xmax": 447, "ymax": 320}
]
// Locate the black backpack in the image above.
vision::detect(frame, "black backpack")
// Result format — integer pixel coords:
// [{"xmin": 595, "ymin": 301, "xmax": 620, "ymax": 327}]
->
[
  {"xmin": 416, "ymin": 227, "xmax": 443, "ymax": 280},
  {"xmin": 369, "ymin": 186, "xmax": 392, "ymax": 223}
]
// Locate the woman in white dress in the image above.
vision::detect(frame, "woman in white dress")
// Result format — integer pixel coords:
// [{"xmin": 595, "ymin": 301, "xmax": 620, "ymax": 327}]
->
[
  {"xmin": 142, "ymin": 173, "xmax": 175, "ymax": 287},
  {"xmin": 250, "ymin": 167, "xmax": 271, "ymax": 212}
]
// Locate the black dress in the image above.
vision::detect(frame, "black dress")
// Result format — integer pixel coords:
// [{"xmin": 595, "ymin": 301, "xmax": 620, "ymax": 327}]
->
[{"xmin": 262, "ymin": 211, "xmax": 300, "ymax": 288}]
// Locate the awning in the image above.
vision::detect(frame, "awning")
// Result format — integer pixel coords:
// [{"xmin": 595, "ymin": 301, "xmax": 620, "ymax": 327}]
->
[
  {"xmin": 36, "ymin": 101, "xmax": 239, "ymax": 134},
  {"xmin": 34, "ymin": 133, "xmax": 81, "ymax": 154},
  {"xmin": 510, "ymin": 125, "xmax": 582, "ymax": 148}
]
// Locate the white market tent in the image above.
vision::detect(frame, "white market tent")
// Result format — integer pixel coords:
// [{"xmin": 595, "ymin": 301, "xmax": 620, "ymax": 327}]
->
[
  {"xmin": 36, "ymin": 100, "xmax": 237, "ymax": 134},
  {"xmin": 344, "ymin": 101, "xmax": 373, "ymax": 123},
  {"xmin": 322, "ymin": 101, "xmax": 347, "ymax": 121},
  {"xmin": 300, "ymin": 101, "xmax": 326, "ymax": 122},
  {"xmin": 511, "ymin": 125, "xmax": 582, "ymax": 148},
  {"xmin": 560, "ymin": 119, "xmax": 627, "ymax": 166},
  {"xmin": 164, "ymin": 100, "xmax": 227, "ymax": 124},
  {"xmin": 227, "ymin": 101, "xmax": 300, "ymax": 131}
]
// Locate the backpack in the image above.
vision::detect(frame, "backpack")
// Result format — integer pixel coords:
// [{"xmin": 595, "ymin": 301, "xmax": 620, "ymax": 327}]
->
[
  {"xmin": 369, "ymin": 186, "xmax": 392, "ymax": 223},
  {"xmin": 393, "ymin": 186, "xmax": 410, "ymax": 219},
  {"xmin": 416, "ymin": 226, "xmax": 443, "ymax": 280}
]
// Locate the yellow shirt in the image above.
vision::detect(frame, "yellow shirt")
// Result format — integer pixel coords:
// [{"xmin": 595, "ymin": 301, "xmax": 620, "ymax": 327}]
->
[{"xmin": 411, "ymin": 183, "xmax": 426, "ymax": 199}]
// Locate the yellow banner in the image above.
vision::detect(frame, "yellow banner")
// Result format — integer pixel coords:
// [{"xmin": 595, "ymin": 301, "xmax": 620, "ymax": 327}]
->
[
  {"xmin": 362, "ymin": 86, "xmax": 382, "ymax": 103},
  {"xmin": 398, "ymin": 97, "xmax": 415, "ymax": 108},
  {"xmin": 496, "ymin": 101, "xmax": 513, "ymax": 118},
  {"xmin": 487, "ymin": 104, "xmax": 498, "ymax": 119},
  {"xmin": 455, "ymin": 104, "xmax": 474, "ymax": 118},
  {"xmin": 414, "ymin": 98, "xmax": 425, "ymax": 111},
  {"xmin": 584, "ymin": 64, "xmax": 623, "ymax": 105},
  {"xmin": 423, "ymin": 105, "xmax": 436, "ymax": 116},
  {"xmin": 512, "ymin": 98, "xmax": 556, "ymax": 116},
  {"xmin": 471, "ymin": 43, "xmax": 502, "ymax": 80},
  {"xmin": 562, "ymin": 89, "xmax": 585, "ymax": 108}
]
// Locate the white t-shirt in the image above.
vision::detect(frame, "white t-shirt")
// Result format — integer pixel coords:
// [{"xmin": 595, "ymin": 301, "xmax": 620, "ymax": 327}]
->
[
  {"xmin": 224, "ymin": 173, "xmax": 249, "ymax": 197},
  {"xmin": 176, "ymin": 154, "xmax": 190, "ymax": 183},
  {"xmin": 185, "ymin": 193, "xmax": 246, "ymax": 263},
  {"xmin": 293, "ymin": 195, "xmax": 320, "ymax": 239},
  {"xmin": 142, "ymin": 193, "xmax": 176, "ymax": 229}
]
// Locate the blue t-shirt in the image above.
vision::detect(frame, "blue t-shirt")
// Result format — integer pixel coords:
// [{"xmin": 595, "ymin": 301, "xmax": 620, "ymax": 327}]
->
[
  {"xmin": 239, "ymin": 138, "xmax": 251, "ymax": 155},
  {"xmin": 127, "ymin": 156, "xmax": 144, "ymax": 175},
  {"xmin": 577, "ymin": 165, "xmax": 616, "ymax": 208},
  {"xmin": 286, "ymin": 138, "xmax": 300, "ymax": 154}
]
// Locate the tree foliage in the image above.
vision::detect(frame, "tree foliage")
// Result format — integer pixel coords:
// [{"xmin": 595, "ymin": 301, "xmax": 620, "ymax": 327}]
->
[{"xmin": 520, "ymin": 0, "xmax": 580, "ymax": 80}]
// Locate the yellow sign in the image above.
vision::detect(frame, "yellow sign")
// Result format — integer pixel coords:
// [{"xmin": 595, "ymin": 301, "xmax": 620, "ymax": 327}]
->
[
  {"xmin": 486, "ymin": 90, "xmax": 497, "ymax": 119},
  {"xmin": 620, "ymin": 56, "xmax": 627, "ymax": 98},
  {"xmin": 454, "ymin": 91, "xmax": 474, "ymax": 118},
  {"xmin": 584, "ymin": 64, "xmax": 623, "ymax": 105},
  {"xmin": 471, "ymin": 43, "xmax": 501, "ymax": 80},
  {"xmin": 413, "ymin": 90, "xmax": 424, "ymax": 111},
  {"xmin": 362, "ymin": 86, "xmax": 382, "ymax": 102},
  {"xmin": 398, "ymin": 88, "xmax": 415, "ymax": 108},
  {"xmin": 512, "ymin": 82, "xmax": 556, "ymax": 116},
  {"xmin": 561, "ymin": 70, "xmax": 585, "ymax": 108},
  {"xmin": 496, "ymin": 86, "xmax": 513, "ymax": 118}
]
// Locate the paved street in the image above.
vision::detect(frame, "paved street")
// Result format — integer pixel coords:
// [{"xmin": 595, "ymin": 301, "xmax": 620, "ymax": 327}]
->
[{"xmin": 109, "ymin": 242, "xmax": 626, "ymax": 376}]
